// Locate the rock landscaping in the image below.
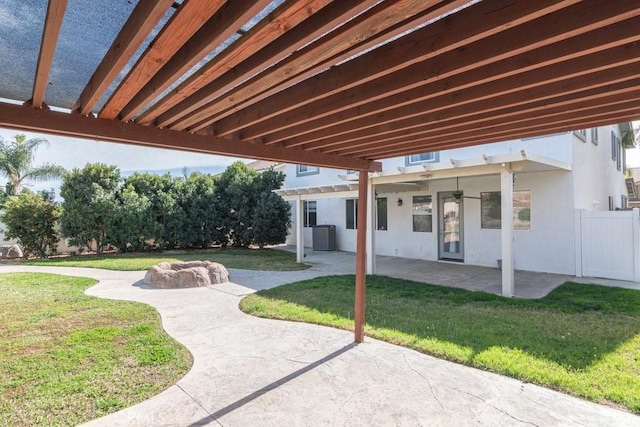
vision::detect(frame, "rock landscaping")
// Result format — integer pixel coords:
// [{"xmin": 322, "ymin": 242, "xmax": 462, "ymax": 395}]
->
[{"xmin": 144, "ymin": 260, "xmax": 229, "ymax": 288}]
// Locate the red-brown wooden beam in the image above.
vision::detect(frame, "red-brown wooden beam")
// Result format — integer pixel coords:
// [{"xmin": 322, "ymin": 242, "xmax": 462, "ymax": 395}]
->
[
  {"xmin": 370, "ymin": 109, "xmax": 640, "ymax": 160},
  {"xmin": 298, "ymin": 60, "xmax": 640, "ymax": 152},
  {"xmin": 74, "ymin": 0, "xmax": 174, "ymax": 116},
  {"xmin": 0, "ymin": 102, "xmax": 380, "ymax": 172},
  {"xmin": 354, "ymin": 112, "xmax": 639, "ymax": 160},
  {"xmin": 348, "ymin": 104, "xmax": 640, "ymax": 160},
  {"xmin": 99, "ymin": 0, "xmax": 227, "ymax": 120},
  {"xmin": 152, "ymin": 0, "xmax": 397, "ymax": 128},
  {"xmin": 333, "ymin": 91, "xmax": 640, "ymax": 157},
  {"xmin": 167, "ymin": 0, "xmax": 466, "ymax": 131},
  {"xmin": 137, "ymin": 0, "xmax": 339, "ymax": 126},
  {"xmin": 354, "ymin": 171, "xmax": 368, "ymax": 343},
  {"xmin": 31, "ymin": 0, "xmax": 67, "ymax": 109},
  {"xmin": 228, "ymin": 1, "xmax": 639, "ymax": 141},
  {"xmin": 342, "ymin": 101, "xmax": 640, "ymax": 158},
  {"xmin": 325, "ymin": 79, "xmax": 640, "ymax": 155},
  {"xmin": 119, "ymin": 0, "xmax": 272, "ymax": 122},
  {"xmin": 207, "ymin": 0, "xmax": 588, "ymax": 137},
  {"xmin": 269, "ymin": 38, "xmax": 640, "ymax": 148}
]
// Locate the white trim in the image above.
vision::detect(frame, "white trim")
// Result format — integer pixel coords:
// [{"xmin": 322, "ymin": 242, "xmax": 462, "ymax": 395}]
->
[
  {"xmin": 296, "ymin": 196, "xmax": 304, "ymax": 263},
  {"xmin": 501, "ymin": 165, "xmax": 514, "ymax": 297},
  {"xmin": 366, "ymin": 180, "xmax": 375, "ymax": 274}
]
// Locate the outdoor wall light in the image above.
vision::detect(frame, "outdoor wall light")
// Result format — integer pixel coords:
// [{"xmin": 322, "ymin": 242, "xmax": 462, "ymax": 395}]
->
[{"xmin": 397, "ymin": 198, "xmax": 403, "ymax": 206}]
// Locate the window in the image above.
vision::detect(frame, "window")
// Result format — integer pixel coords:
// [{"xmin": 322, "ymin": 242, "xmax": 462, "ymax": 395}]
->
[
  {"xmin": 622, "ymin": 195, "xmax": 628, "ymax": 209},
  {"xmin": 412, "ymin": 196, "xmax": 432, "ymax": 232},
  {"xmin": 612, "ymin": 131, "xmax": 617, "ymax": 161},
  {"xmin": 617, "ymin": 137, "xmax": 622, "ymax": 171},
  {"xmin": 480, "ymin": 191, "xmax": 531, "ymax": 230},
  {"xmin": 346, "ymin": 199, "xmax": 358, "ymax": 229},
  {"xmin": 591, "ymin": 128, "xmax": 598, "ymax": 145},
  {"xmin": 303, "ymin": 200, "xmax": 317, "ymax": 227},
  {"xmin": 406, "ymin": 152, "xmax": 439, "ymax": 165},
  {"xmin": 573, "ymin": 129, "xmax": 587, "ymax": 142},
  {"xmin": 376, "ymin": 197, "xmax": 387, "ymax": 230},
  {"xmin": 296, "ymin": 165, "xmax": 319, "ymax": 176}
]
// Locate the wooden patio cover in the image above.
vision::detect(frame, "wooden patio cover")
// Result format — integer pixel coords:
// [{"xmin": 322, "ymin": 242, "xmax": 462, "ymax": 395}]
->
[{"xmin": 0, "ymin": 0, "xmax": 638, "ymax": 341}]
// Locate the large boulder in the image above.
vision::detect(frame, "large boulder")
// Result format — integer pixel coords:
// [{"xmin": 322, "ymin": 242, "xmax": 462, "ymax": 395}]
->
[
  {"xmin": 144, "ymin": 260, "xmax": 229, "ymax": 288},
  {"xmin": 0, "ymin": 245, "xmax": 23, "ymax": 259}
]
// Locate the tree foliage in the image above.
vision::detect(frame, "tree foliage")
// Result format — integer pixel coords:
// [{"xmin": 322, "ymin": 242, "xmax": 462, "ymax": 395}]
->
[
  {"xmin": 59, "ymin": 164, "xmax": 121, "ymax": 256},
  {"xmin": 105, "ymin": 184, "xmax": 157, "ymax": 253},
  {"xmin": 213, "ymin": 162, "xmax": 260, "ymax": 247},
  {"xmin": 250, "ymin": 169, "xmax": 291, "ymax": 248},
  {"xmin": 211, "ymin": 162, "xmax": 290, "ymax": 247},
  {"xmin": 2, "ymin": 189, "xmax": 61, "ymax": 258},
  {"xmin": 123, "ymin": 173, "xmax": 175, "ymax": 248},
  {"xmin": 170, "ymin": 172, "xmax": 222, "ymax": 248},
  {"xmin": 0, "ymin": 134, "xmax": 66, "ymax": 195},
  {"xmin": 47, "ymin": 161, "xmax": 291, "ymax": 255}
]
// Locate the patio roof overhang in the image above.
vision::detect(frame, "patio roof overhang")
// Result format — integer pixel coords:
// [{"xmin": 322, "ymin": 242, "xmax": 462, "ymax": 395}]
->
[{"xmin": 275, "ymin": 149, "xmax": 571, "ymax": 200}]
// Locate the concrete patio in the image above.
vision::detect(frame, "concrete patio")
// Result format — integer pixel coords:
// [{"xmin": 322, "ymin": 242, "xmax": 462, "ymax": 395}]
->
[{"xmin": 281, "ymin": 247, "xmax": 640, "ymax": 298}]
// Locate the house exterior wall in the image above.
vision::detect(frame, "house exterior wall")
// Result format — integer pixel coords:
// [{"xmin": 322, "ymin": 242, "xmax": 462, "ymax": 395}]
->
[
  {"xmin": 283, "ymin": 126, "xmax": 628, "ymax": 276},
  {"xmin": 570, "ymin": 126, "xmax": 627, "ymax": 211}
]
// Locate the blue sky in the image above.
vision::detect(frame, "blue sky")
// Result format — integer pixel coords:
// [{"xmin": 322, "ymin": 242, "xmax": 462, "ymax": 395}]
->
[{"xmin": 0, "ymin": 127, "xmax": 244, "ymax": 194}]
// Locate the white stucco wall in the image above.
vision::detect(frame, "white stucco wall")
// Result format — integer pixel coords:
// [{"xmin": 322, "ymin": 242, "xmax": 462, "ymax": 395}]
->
[
  {"xmin": 283, "ymin": 126, "xmax": 627, "ymax": 276},
  {"xmin": 570, "ymin": 126, "xmax": 627, "ymax": 211}
]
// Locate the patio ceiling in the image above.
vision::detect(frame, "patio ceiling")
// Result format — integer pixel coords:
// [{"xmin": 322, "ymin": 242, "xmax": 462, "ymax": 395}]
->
[{"xmin": 0, "ymin": 0, "xmax": 638, "ymax": 172}]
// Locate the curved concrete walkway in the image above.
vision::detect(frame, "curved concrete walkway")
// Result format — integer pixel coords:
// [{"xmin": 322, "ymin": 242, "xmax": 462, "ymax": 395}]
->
[{"xmin": 2, "ymin": 264, "xmax": 639, "ymax": 426}]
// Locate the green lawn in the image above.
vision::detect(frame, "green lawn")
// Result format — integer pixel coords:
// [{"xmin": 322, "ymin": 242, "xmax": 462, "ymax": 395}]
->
[
  {"xmin": 240, "ymin": 275, "xmax": 640, "ymax": 413},
  {"xmin": 0, "ymin": 273, "xmax": 192, "ymax": 426},
  {"xmin": 24, "ymin": 247, "xmax": 308, "ymax": 271}
]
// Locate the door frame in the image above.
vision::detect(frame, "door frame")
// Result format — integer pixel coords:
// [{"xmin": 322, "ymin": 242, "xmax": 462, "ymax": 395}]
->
[{"xmin": 438, "ymin": 191, "xmax": 464, "ymax": 261}]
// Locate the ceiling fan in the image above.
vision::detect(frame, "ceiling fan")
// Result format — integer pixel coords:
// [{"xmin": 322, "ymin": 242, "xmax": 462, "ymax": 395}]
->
[{"xmin": 452, "ymin": 177, "xmax": 481, "ymax": 204}]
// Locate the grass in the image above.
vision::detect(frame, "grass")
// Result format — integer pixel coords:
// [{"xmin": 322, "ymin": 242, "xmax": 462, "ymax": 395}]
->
[
  {"xmin": 0, "ymin": 273, "xmax": 192, "ymax": 426},
  {"xmin": 23, "ymin": 247, "xmax": 309, "ymax": 271},
  {"xmin": 240, "ymin": 275, "xmax": 640, "ymax": 413}
]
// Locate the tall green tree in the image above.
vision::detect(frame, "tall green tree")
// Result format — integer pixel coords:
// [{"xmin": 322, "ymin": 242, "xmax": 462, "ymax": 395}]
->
[
  {"xmin": 212, "ymin": 161, "xmax": 259, "ymax": 247},
  {"xmin": 60, "ymin": 163, "xmax": 121, "ymax": 256},
  {"xmin": 2, "ymin": 189, "xmax": 61, "ymax": 258},
  {"xmin": 169, "ymin": 172, "xmax": 221, "ymax": 248},
  {"xmin": 212, "ymin": 162, "xmax": 290, "ymax": 248},
  {"xmin": 250, "ymin": 169, "xmax": 291, "ymax": 247},
  {"xmin": 105, "ymin": 184, "xmax": 157, "ymax": 253},
  {"xmin": 124, "ymin": 173, "xmax": 176, "ymax": 249},
  {"xmin": 0, "ymin": 134, "xmax": 66, "ymax": 195}
]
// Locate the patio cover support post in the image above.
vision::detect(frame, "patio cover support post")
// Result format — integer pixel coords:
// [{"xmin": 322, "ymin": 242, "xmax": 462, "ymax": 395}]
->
[
  {"xmin": 296, "ymin": 196, "xmax": 304, "ymax": 263},
  {"xmin": 366, "ymin": 180, "xmax": 376, "ymax": 274},
  {"xmin": 501, "ymin": 165, "xmax": 514, "ymax": 297},
  {"xmin": 355, "ymin": 170, "xmax": 368, "ymax": 343}
]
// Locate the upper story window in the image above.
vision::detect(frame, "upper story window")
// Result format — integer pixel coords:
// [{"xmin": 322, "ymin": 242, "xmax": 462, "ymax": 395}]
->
[
  {"xmin": 591, "ymin": 128, "xmax": 598, "ymax": 145},
  {"xmin": 406, "ymin": 152, "xmax": 439, "ymax": 165},
  {"xmin": 296, "ymin": 165, "xmax": 319, "ymax": 176},
  {"xmin": 573, "ymin": 129, "xmax": 587, "ymax": 142},
  {"xmin": 611, "ymin": 131, "xmax": 622, "ymax": 170}
]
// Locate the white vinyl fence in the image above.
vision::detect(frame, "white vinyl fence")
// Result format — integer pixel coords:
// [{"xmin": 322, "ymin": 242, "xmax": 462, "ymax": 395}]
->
[{"xmin": 575, "ymin": 208, "xmax": 640, "ymax": 281}]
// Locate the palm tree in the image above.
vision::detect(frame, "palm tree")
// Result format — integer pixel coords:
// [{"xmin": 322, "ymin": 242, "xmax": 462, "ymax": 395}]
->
[{"xmin": 0, "ymin": 134, "xmax": 66, "ymax": 195}]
